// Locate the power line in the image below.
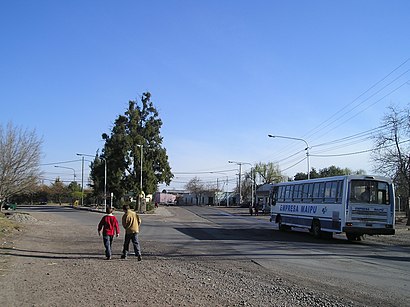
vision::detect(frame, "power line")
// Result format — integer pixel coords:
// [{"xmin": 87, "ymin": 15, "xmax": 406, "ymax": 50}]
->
[
  {"xmin": 311, "ymin": 149, "xmax": 372, "ymax": 157},
  {"xmin": 280, "ymin": 157, "xmax": 307, "ymax": 173},
  {"xmin": 302, "ymin": 58, "xmax": 410, "ymax": 140},
  {"xmin": 311, "ymin": 124, "xmax": 388, "ymax": 148},
  {"xmin": 268, "ymin": 59, "xmax": 410, "ymax": 161},
  {"xmin": 313, "ymin": 80, "xmax": 410, "ymax": 140},
  {"xmin": 173, "ymin": 168, "xmax": 237, "ymax": 175},
  {"xmin": 311, "ymin": 139, "xmax": 410, "ymax": 157}
]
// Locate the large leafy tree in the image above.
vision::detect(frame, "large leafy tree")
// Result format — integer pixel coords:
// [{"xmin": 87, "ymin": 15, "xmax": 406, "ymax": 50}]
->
[
  {"xmin": 0, "ymin": 122, "xmax": 42, "ymax": 210},
  {"xmin": 49, "ymin": 178, "xmax": 68, "ymax": 205},
  {"xmin": 371, "ymin": 105, "xmax": 410, "ymax": 225},
  {"xmin": 89, "ymin": 154, "xmax": 105, "ymax": 203},
  {"xmin": 293, "ymin": 166, "xmax": 364, "ymax": 180},
  {"xmin": 91, "ymin": 92, "xmax": 173, "ymax": 205},
  {"xmin": 240, "ymin": 162, "xmax": 283, "ymax": 203},
  {"xmin": 253, "ymin": 162, "xmax": 284, "ymax": 184}
]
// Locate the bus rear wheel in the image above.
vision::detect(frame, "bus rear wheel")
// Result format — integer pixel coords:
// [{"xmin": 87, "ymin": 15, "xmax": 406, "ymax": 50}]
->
[
  {"xmin": 311, "ymin": 220, "xmax": 321, "ymax": 238},
  {"xmin": 346, "ymin": 233, "xmax": 363, "ymax": 241}
]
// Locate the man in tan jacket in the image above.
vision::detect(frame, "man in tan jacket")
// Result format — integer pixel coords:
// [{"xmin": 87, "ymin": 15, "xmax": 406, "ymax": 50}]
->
[{"xmin": 121, "ymin": 204, "xmax": 142, "ymax": 261}]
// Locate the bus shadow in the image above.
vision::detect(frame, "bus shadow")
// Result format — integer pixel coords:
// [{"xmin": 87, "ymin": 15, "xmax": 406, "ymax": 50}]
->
[{"xmin": 174, "ymin": 226, "xmax": 349, "ymax": 245}]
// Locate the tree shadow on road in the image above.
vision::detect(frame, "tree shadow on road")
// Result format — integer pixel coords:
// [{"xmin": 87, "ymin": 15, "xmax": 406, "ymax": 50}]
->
[{"xmin": 0, "ymin": 247, "xmax": 103, "ymax": 260}]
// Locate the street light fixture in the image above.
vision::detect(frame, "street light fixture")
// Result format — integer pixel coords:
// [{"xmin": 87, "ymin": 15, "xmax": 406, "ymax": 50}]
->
[
  {"xmin": 268, "ymin": 134, "xmax": 310, "ymax": 179},
  {"xmin": 54, "ymin": 165, "xmax": 76, "ymax": 183},
  {"xmin": 77, "ymin": 153, "xmax": 107, "ymax": 211}
]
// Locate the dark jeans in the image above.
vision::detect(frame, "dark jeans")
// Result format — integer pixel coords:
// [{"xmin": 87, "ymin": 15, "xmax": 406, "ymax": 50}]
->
[
  {"xmin": 103, "ymin": 235, "xmax": 114, "ymax": 258},
  {"xmin": 122, "ymin": 232, "xmax": 141, "ymax": 257}
]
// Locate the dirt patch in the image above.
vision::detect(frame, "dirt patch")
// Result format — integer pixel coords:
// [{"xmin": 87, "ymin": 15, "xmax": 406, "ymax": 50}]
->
[{"xmin": 0, "ymin": 212, "xmax": 20, "ymax": 237}]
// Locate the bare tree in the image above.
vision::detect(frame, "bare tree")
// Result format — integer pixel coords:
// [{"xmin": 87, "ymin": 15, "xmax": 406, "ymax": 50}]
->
[
  {"xmin": 185, "ymin": 177, "xmax": 205, "ymax": 205},
  {"xmin": 0, "ymin": 123, "xmax": 42, "ymax": 210},
  {"xmin": 371, "ymin": 105, "xmax": 410, "ymax": 225}
]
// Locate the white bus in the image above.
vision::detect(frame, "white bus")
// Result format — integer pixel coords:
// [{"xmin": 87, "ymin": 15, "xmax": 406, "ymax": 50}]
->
[{"xmin": 270, "ymin": 175, "xmax": 395, "ymax": 241}]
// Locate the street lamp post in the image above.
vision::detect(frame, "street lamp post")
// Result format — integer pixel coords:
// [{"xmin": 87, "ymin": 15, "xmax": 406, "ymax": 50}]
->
[
  {"xmin": 250, "ymin": 167, "xmax": 254, "ymax": 209},
  {"xmin": 77, "ymin": 153, "xmax": 107, "ymax": 211},
  {"xmin": 268, "ymin": 134, "xmax": 310, "ymax": 179},
  {"xmin": 136, "ymin": 144, "xmax": 143, "ymax": 213},
  {"xmin": 80, "ymin": 156, "xmax": 84, "ymax": 206},
  {"xmin": 54, "ymin": 165, "xmax": 76, "ymax": 183},
  {"xmin": 243, "ymin": 163, "xmax": 254, "ymax": 210},
  {"xmin": 228, "ymin": 161, "xmax": 242, "ymax": 204},
  {"xmin": 226, "ymin": 176, "xmax": 229, "ymax": 207}
]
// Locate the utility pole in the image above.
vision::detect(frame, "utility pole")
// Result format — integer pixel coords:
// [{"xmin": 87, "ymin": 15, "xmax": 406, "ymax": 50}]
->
[
  {"xmin": 228, "ymin": 161, "xmax": 252, "ymax": 205},
  {"xmin": 136, "ymin": 144, "xmax": 143, "ymax": 213},
  {"xmin": 77, "ymin": 153, "xmax": 107, "ymax": 211},
  {"xmin": 80, "ymin": 156, "xmax": 84, "ymax": 206}
]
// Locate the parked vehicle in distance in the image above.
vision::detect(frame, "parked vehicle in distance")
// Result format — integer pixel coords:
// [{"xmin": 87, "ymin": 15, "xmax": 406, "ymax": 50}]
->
[
  {"xmin": 3, "ymin": 203, "xmax": 17, "ymax": 210},
  {"xmin": 154, "ymin": 192, "xmax": 176, "ymax": 206},
  {"xmin": 270, "ymin": 175, "xmax": 395, "ymax": 241}
]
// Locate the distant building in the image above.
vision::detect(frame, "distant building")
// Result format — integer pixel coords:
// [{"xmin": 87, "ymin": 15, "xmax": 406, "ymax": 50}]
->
[
  {"xmin": 255, "ymin": 183, "xmax": 274, "ymax": 212},
  {"xmin": 181, "ymin": 191, "xmax": 216, "ymax": 205}
]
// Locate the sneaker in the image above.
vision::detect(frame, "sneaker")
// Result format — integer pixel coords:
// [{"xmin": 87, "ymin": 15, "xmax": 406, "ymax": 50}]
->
[
  {"xmin": 106, "ymin": 256, "xmax": 111, "ymax": 260},
  {"xmin": 121, "ymin": 255, "xmax": 127, "ymax": 260},
  {"xmin": 137, "ymin": 255, "xmax": 142, "ymax": 261}
]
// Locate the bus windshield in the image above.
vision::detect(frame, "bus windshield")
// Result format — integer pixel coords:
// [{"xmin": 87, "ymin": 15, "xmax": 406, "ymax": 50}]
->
[{"xmin": 349, "ymin": 180, "xmax": 390, "ymax": 205}]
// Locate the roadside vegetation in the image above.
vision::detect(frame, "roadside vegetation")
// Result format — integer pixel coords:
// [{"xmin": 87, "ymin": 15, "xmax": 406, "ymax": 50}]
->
[
  {"xmin": 0, "ymin": 212, "xmax": 20, "ymax": 238},
  {"xmin": 0, "ymin": 122, "xmax": 42, "ymax": 211}
]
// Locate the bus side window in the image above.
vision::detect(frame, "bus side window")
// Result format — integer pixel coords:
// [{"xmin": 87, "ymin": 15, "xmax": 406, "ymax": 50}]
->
[
  {"xmin": 308, "ymin": 184, "xmax": 314, "ymax": 201},
  {"xmin": 349, "ymin": 180, "xmax": 366, "ymax": 202},
  {"xmin": 319, "ymin": 182, "xmax": 325, "ymax": 202},
  {"xmin": 377, "ymin": 182, "xmax": 389, "ymax": 204},
  {"xmin": 302, "ymin": 183, "xmax": 313, "ymax": 203},
  {"xmin": 324, "ymin": 181, "xmax": 338, "ymax": 203},
  {"xmin": 297, "ymin": 184, "xmax": 303, "ymax": 200},
  {"xmin": 313, "ymin": 182, "xmax": 324, "ymax": 202},
  {"xmin": 283, "ymin": 186, "xmax": 288, "ymax": 202},
  {"xmin": 284, "ymin": 185, "xmax": 294, "ymax": 202},
  {"xmin": 289, "ymin": 185, "xmax": 294, "ymax": 202},
  {"xmin": 272, "ymin": 187, "xmax": 279, "ymax": 206},
  {"xmin": 278, "ymin": 186, "xmax": 285, "ymax": 202},
  {"xmin": 324, "ymin": 181, "xmax": 332, "ymax": 203},
  {"xmin": 293, "ymin": 184, "xmax": 302, "ymax": 202},
  {"xmin": 336, "ymin": 181, "xmax": 343, "ymax": 203}
]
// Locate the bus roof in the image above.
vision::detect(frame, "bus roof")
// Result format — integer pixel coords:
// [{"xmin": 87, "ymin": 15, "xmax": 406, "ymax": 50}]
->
[{"xmin": 274, "ymin": 175, "xmax": 392, "ymax": 185}]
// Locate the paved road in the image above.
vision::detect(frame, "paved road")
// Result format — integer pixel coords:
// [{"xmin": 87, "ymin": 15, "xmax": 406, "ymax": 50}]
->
[
  {"xmin": 145, "ymin": 205, "xmax": 410, "ymax": 302},
  {"xmin": 21, "ymin": 205, "xmax": 410, "ymax": 302}
]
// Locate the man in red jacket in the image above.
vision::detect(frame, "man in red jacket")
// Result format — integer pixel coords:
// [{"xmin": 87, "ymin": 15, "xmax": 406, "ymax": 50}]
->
[{"xmin": 98, "ymin": 207, "xmax": 120, "ymax": 260}]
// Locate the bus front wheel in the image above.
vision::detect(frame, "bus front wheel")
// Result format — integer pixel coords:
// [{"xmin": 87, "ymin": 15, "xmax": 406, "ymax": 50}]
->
[{"xmin": 277, "ymin": 216, "xmax": 289, "ymax": 231}]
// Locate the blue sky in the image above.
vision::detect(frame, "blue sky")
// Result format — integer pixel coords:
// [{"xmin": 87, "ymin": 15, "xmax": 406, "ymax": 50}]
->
[{"xmin": 1, "ymin": 1, "xmax": 409, "ymax": 190}]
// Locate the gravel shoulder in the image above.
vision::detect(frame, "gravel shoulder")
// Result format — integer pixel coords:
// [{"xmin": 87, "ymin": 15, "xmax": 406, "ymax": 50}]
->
[{"xmin": 0, "ymin": 206, "xmax": 408, "ymax": 307}]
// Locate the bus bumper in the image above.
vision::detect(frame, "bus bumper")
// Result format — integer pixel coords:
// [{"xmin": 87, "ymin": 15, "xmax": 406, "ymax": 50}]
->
[{"xmin": 343, "ymin": 227, "xmax": 395, "ymax": 235}]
